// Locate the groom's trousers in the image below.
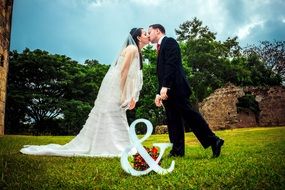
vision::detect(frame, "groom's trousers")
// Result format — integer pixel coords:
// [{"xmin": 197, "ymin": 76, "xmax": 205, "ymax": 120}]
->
[{"xmin": 163, "ymin": 96, "xmax": 218, "ymax": 156}]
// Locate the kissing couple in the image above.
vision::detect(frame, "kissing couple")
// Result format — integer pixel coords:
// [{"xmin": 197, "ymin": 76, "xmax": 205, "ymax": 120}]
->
[{"xmin": 20, "ymin": 24, "xmax": 224, "ymax": 159}]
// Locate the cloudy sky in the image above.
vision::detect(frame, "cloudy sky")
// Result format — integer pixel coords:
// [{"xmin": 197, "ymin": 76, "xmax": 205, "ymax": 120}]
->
[{"xmin": 10, "ymin": 0, "xmax": 285, "ymax": 64}]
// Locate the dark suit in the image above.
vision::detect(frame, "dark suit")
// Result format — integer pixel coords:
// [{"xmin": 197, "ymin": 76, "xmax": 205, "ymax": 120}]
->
[{"xmin": 157, "ymin": 36, "xmax": 218, "ymax": 156}]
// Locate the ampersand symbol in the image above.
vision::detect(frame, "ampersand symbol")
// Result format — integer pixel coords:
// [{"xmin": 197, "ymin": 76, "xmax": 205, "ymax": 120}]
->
[{"xmin": 120, "ymin": 118, "xmax": 175, "ymax": 176}]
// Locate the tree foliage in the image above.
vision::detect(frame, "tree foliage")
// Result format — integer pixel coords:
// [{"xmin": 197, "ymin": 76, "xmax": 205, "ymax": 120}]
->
[
  {"xmin": 5, "ymin": 18, "xmax": 283, "ymax": 135},
  {"xmin": 176, "ymin": 18, "xmax": 242, "ymax": 102},
  {"xmin": 175, "ymin": 17, "xmax": 281, "ymax": 103},
  {"xmin": 5, "ymin": 48, "xmax": 109, "ymax": 135},
  {"xmin": 243, "ymin": 41, "xmax": 285, "ymax": 84}
]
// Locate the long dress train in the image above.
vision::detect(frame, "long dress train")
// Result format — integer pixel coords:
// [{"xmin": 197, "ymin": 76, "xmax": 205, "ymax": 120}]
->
[{"xmin": 20, "ymin": 37, "xmax": 142, "ymax": 157}]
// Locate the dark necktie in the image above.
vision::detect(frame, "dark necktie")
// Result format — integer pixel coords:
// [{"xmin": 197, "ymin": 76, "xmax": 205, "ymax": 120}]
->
[{"xmin": 156, "ymin": 43, "xmax": 160, "ymax": 54}]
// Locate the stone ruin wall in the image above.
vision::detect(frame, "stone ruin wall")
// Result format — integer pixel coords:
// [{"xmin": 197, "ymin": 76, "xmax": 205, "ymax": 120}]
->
[
  {"xmin": 199, "ymin": 84, "xmax": 285, "ymax": 130},
  {"xmin": 0, "ymin": 0, "xmax": 13, "ymax": 135},
  {"xmin": 199, "ymin": 85, "xmax": 244, "ymax": 130},
  {"xmin": 244, "ymin": 86, "xmax": 285, "ymax": 126}
]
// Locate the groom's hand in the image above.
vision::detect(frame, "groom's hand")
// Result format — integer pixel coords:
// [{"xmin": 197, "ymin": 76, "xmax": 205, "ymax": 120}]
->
[
  {"xmin": 160, "ymin": 87, "xmax": 168, "ymax": 100},
  {"xmin": 155, "ymin": 94, "xmax": 162, "ymax": 107}
]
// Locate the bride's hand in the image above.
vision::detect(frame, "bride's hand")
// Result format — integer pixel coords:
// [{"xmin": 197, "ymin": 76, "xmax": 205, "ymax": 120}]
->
[{"xmin": 129, "ymin": 98, "xmax": 136, "ymax": 110}]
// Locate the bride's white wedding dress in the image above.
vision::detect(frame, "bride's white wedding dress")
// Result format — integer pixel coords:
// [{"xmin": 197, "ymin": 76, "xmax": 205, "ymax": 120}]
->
[{"xmin": 20, "ymin": 36, "xmax": 142, "ymax": 157}]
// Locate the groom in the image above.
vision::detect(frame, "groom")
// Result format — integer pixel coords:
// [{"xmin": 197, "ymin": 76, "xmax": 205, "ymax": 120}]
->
[{"xmin": 148, "ymin": 24, "xmax": 224, "ymax": 158}]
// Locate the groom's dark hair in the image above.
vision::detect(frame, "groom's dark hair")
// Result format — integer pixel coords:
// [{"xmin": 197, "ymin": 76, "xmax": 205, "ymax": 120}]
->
[{"xmin": 149, "ymin": 24, "xmax": 165, "ymax": 34}]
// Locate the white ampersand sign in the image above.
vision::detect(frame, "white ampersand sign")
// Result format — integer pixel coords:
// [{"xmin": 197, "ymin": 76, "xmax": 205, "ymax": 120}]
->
[{"xmin": 120, "ymin": 118, "xmax": 175, "ymax": 176}]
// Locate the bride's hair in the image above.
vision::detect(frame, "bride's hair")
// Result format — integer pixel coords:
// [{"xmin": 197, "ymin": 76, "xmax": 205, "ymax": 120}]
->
[{"xmin": 130, "ymin": 28, "xmax": 143, "ymax": 70}]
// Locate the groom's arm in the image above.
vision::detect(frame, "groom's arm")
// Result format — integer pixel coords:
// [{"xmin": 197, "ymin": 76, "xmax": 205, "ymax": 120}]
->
[
  {"xmin": 159, "ymin": 38, "xmax": 180, "ymax": 100},
  {"xmin": 162, "ymin": 38, "xmax": 180, "ymax": 89}
]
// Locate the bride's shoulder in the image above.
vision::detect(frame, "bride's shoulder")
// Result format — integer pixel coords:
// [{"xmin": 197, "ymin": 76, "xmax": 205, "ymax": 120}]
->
[
  {"xmin": 124, "ymin": 45, "xmax": 138, "ymax": 54},
  {"xmin": 120, "ymin": 45, "xmax": 138, "ymax": 58}
]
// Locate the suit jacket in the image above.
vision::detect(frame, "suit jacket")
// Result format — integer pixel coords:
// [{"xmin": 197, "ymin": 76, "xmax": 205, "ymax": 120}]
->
[{"xmin": 157, "ymin": 36, "xmax": 191, "ymax": 98}]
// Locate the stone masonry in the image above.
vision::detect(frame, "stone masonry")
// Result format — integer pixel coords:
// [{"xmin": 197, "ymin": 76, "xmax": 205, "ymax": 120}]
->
[
  {"xmin": 0, "ymin": 0, "xmax": 13, "ymax": 135},
  {"xmin": 199, "ymin": 84, "xmax": 245, "ymax": 130},
  {"xmin": 243, "ymin": 86, "xmax": 285, "ymax": 126},
  {"xmin": 199, "ymin": 84, "xmax": 285, "ymax": 130}
]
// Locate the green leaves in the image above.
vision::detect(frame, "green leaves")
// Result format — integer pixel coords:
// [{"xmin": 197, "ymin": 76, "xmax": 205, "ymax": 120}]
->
[
  {"xmin": 6, "ymin": 49, "xmax": 108, "ymax": 135},
  {"xmin": 175, "ymin": 18, "xmax": 282, "ymax": 104},
  {"xmin": 5, "ymin": 18, "xmax": 283, "ymax": 134}
]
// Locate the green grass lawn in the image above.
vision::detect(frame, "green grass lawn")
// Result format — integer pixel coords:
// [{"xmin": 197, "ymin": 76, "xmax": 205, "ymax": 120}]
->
[{"xmin": 1, "ymin": 127, "xmax": 285, "ymax": 190}]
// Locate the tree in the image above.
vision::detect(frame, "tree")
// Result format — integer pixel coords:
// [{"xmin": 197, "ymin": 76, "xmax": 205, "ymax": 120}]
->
[
  {"xmin": 243, "ymin": 41, "xmax": 285, "ymax": 85},
  {"xmin": 6, "ymin": 49, "xmax": 109, "ymax": 135},
  {"xmin": 175, "ymin": 18, "xmax": 281, "ymax": 103},
  {"xmin": 175, "ymin": 17, "xmax": 216, "ymax": 42},
  {"xmin": 6, "ymin": 49, "xmax": 75, "ymax": 134},
  {"xmin": 84, "ymin": 59, "xmax": 100, "ymax": 66},
  {"xmin": 6, "ymin": 20, "xmax": 283, "ymax": 134},
  {"xmin": 175, "ymin": 18, "xmax": 241, "ymax": 102},
  {"xmin": 142, "ymin": 44, "xmax": 157, "ymax": 65}
]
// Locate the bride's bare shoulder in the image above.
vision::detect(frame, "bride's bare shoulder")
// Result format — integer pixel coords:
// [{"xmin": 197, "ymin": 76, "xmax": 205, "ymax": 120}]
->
[{"xmin": 122, "ymin": 45, "xmax": 138, "ymax": 55}]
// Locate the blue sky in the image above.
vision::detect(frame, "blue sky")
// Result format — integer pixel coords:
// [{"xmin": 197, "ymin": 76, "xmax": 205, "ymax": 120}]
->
[{"xmin": 10, "ymin": 0, "xmax": 285, "ymax": 64}]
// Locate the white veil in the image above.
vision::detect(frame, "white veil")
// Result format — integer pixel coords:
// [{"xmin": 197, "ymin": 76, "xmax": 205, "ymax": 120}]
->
[
  {"xmin": 112, "ymin": 34, "xmax": 138, "ymax": 67},
  {"xmin": 19, "ymin": 34, "xmax": 143, "ymax": 157},
  {"xmin": 101, "ymin": 33, "xmax": 143, "ymax": 110}
]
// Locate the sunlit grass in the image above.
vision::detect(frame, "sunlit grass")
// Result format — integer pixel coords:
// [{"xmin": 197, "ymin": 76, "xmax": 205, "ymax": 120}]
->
[{"xmin": 1, "ymin": 126, "xmax": 285, "ymax": 189}]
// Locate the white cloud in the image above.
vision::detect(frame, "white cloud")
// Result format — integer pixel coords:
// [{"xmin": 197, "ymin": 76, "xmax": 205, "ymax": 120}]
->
[
  {"xmin": 237, "ymin": 19, "xmax": 265, "ymax": 39},
  {"xmin": 195, "ymin": 0, "xmax": 228, "ymax": 36},
  {"xmin": 11, "ymin": 0, "xmax": 285, "ymax": 64}
]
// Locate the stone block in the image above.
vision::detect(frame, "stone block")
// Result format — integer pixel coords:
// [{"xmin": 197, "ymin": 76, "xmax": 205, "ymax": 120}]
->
[{"xmin": 155, "ymin": 125, "xmax": 168, "ymax": 134}]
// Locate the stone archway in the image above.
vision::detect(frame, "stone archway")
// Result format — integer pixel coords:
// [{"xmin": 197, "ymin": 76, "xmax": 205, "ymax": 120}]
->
[
  {"xmin": 0, "ymin": 0, "xmax": 13, "ymax": 135},
  {"xmin": 236, "ymin": 92, "xmax": 260, "ymax": 128},
  {"xmin": 199, "ymin": 84, "xmax": 285, "ymax": 130}
]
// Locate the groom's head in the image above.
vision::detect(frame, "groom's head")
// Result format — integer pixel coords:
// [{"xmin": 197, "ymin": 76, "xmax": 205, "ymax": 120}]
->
[{"xmin": 148, "ymin": 24, "xmax": 165, "ymax": 43}]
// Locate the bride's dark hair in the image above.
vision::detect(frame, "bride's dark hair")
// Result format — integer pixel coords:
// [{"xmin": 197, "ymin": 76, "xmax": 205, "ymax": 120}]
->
[{"xmin": 130, "ymin": 28, "xmax": 143, "ymax": 70}]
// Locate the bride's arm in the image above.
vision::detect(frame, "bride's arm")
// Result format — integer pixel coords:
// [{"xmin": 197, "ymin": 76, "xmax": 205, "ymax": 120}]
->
[
  {"xmin": 120, "ymin": 45, "xmax": 137, "ymax": 91},
  {"xmin": 120, "ymin": 45, "xmax": 140, "ymax": 110}
]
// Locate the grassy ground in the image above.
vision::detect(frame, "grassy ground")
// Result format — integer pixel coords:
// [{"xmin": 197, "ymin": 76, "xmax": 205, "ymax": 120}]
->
[{"xmin": 1, "ymin": 126, "xmax": 285, "ymax": 189}]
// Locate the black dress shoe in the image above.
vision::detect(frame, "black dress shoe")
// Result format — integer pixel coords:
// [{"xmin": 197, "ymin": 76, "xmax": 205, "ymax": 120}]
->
[{"xmin": 211, "ymin": 138, "xmax": 224, "ymax": 158}]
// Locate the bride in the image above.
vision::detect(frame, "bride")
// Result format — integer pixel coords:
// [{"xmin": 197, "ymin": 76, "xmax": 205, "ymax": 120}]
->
[{"xmin": 20, "ymin": 28, "xmax": 150, "ymax": 157}]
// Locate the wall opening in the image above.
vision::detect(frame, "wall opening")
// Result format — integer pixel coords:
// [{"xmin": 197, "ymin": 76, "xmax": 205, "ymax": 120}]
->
[{"xmin": 236, "ymin": 92, "xmax": 261, "ymax": 125}]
